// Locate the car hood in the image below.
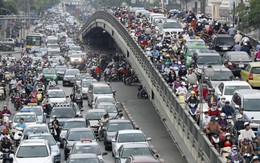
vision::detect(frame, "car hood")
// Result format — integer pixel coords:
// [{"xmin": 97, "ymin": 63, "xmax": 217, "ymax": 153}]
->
[
  {"xmin": 211, "ymin": 81, "xmax": 221, "ymax": 89},
  {"xmin": 14, "ymin": 156, "xmax": 52, "ymax": 163},
  {"xmin": 64, "ymin": 75, "xmax": 75, "ymax": 78},
  {"xmin": 44, "ymin": 74, "xmax": 57, "ymax": 78},
  {"xmin": 107, "ymin": 131, "xmax": 117, "ymax": 137},
  {"xmin": 51, "ymin": 145, "xmax": 60, "ymax": 155},
  {"xmin": 89, "ymin": 120, "xmax": 99, "ymax": 127},
  {"xmin": 108, "ymin": 113, "xmax": 117, "ymax": 119},
  {"xmin": 49, "ymin": 98, "xmax": 66, "ymax": 103},
  {"xmin": 82, "ymin": 87, "xmax": 88, "ymax": 93}
]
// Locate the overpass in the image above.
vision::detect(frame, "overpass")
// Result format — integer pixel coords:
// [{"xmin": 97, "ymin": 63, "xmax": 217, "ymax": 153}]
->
[{"xmin": 78, "ymin": 10, "xmax": 223, "ymax": 163}]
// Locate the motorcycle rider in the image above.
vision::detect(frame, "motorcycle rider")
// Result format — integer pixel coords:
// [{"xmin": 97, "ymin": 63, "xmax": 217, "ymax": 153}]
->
[
  {"xmin": 51, "ymin": 115, "xmax": 60, "ymax": 140},
  {"xmin": 74, "ymin": 90, "xmax": 83, "ymax": 110},
  {"xmin": 238, "ymin": 108, "xmax": 251, "ymax": 122},
  {"xmin": 202, "ymin": 111, "xmax": 211, "ymax": 128},
  {"xmin": 0, "ymin": 128, "xmax": 12, "ymax": 141},
  {"xmin": 98, "ymin": 113, "xmax": 110, "ymax": 139},
  {"xmin": 240, "ymin": 138, "xmax": 254, "ymax": 161},
  {"xmin": 252, "ymin": 156, "xmax": 260, "ymax": 163},
  {"xmin": 239, "ymin": 122, "xmax": 256, "ymax": 142},
  {"xmin": 221, "ymin": 100, "xmax": 234, "ymax": 117},
  {"xmin": 176, "ymin": 82, "xmax": 188, "ymax": 94},
  {"xmin": 205, "ymin": 116, "xmax": 221, "ymax": 136},
  {"xmin": 227, "ymin": 145, "xmax": 244, "ymax": 163},
  {"xmin": 1, "ymin": 105, "xmax": 11, "ymax": 115},
  {"xmin": 42, "ymin": 95, "xmax": 51, "ymax": 115},
  {"xmin": 208, "ymin": 102, "xmax": 220, "ymax": 117},
  {"xmin": 9, "ymin": 77, "xmax": 17, "ymax": 95},
  {"xmin": 15, "ymin": 118, "xmax": 25, "ymax": 129},
  {"xmin": 233, "ymin": 114, "xmax": 245, "ymax": 136},
  {"xmin": 221, "ymin": 133, "xmax": 233, "ymax": 148},
  {"xmin": 186, "ymin": 91, "xmax": 199, "ymax": 120},
  {"xmin": 48, "ymin": 78, "xmax": 56, "ymax": 88},
  {"xmin": 1, "ymin": 137, "xmax": 13, "ymax": 153},
  {"xmin": 117, "ymin": 112, "xmax": 125, "ymax": 119},
  {"xmin": 205, "ymin": 88, "xmax": 218, "ymax": 106},
  {"xmin": 217, "ymin": 113, "xmax": 229, "ymax": 132}
]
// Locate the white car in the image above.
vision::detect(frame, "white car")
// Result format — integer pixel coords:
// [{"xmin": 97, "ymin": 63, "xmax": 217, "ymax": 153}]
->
[
  {"xmin": 21, "ymin": 124, "xmax": 50, "ymax": 140},
  {"xmin": 215, "ymin": 81, "xmax": 252, "ymax": 102},
  {"xmin": 85, "ymin": 109, "xmax": 107, "ymax": 135},
  {"xmin": 12, "ymin": 112, "xmax": 38, "ymax": 128},
  {"xmin": 92, "ymin": 95, "xmax": 118, "ymax": 109},
  {"xmin": 70, "ymin": 53, "xmax": 83, "ymax": 64},
  {"xmin": 112, "ymin": 130, "xmax": 151, "ymax": 157},
  {"xmin": 13, "ymin": 139, "xmax": 54, "ymax": 163},
  {"xmin": 161, "ymin": 19, "xmax": 183, "ymax": 37},
  {"xmin": 47, "ymin": 89, "xmax": 67, "ymax": 104},
  {"xmin": 81, "ymin": 78, "xmax": 97, "ymax": 99}
]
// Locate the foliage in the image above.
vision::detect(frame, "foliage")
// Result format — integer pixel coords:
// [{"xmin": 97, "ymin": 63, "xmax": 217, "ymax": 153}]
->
[
  {"xmin": 248, "ymin": 0, "xmax": 260, "ymax": 30},
  {"xmin": 0, "ymin": 0, "xmax": 19, "ymax": 15}
]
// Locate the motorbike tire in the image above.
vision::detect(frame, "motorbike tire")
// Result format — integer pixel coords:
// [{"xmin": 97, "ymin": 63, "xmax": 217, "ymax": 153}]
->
[{"xmin": 3, "ymin": 159, "xmax": 11, "ymax": 163}]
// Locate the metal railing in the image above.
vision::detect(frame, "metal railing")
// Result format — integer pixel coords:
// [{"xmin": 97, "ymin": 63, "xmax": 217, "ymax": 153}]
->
[{"xmin": 79, "ymin": 11, "xmax": 224, "ymax": 163}]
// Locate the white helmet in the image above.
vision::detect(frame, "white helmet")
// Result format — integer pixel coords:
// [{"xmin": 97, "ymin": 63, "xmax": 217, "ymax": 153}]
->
[
  {"xmin": 181, "ymin": 82, "xmax": 186, "ymax": 86},
  {"xmin": 220, "ymin": 113, "xmax": 226, "ymax": 117},
  {"xmin": 237, "ymin": 114, "xmax": 242, "ymax": 119}
]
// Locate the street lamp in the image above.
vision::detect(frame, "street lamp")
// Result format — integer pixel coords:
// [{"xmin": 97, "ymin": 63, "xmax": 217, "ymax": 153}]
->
[{"xmin": 199, "ymin": 63, "xmax": 214, "ymax": 128}]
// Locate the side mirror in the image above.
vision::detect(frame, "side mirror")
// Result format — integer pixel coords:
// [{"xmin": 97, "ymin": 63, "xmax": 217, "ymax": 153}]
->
[
  {"xmin": 56, "ymin": 141, "xmax": 61, "ymax": 147},
  {"xmin": 66, "ymin": 95, "xmax": 69, "ymax": 98},
  {"xmin": 118, "ymin": 110, "xmax": 122, "ymax": 112},
  {"xmin": 102, "ymin": 152, "xmax": 108, "ymax": 155},
  {"xmin": 154, "ymin": 154, "xmax": 160, "ymax": 158},
  {"xmin": 75, "ymin": 114, "xmax": 79, "ymax": 118},
  {"xmin": 234, "ymin": 104, "xmax": 240, "ymax": 109},
  {"xmin": 146, "ymin": 137, "xmax": 152, "ymax": 141}
]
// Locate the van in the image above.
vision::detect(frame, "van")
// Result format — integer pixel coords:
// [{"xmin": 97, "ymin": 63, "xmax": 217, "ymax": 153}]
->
[
  {"xmin": 87, "ymin": 83, "xmax": 115, "ymax": 107},
  {"xmin": 231, "ymin": 89, "xmax": 260, "ymax": 132}
]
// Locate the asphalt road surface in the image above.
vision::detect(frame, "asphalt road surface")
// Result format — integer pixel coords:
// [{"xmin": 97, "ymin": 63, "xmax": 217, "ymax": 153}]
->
[{"xmin": 1, "ymin": 49, "xmax": 187, "ymax": 163}]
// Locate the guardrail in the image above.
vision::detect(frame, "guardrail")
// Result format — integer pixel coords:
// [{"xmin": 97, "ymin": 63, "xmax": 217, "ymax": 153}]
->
[{"xmin": 79, "ymin": 11, "xmax": 224, "ymax": 163}]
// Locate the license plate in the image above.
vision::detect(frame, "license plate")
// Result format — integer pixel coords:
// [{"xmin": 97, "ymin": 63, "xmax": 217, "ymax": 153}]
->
[
  {"xmin": 239, "ymin": 64, "xmax": 244, "ymax": 68},
  {"xmin": 222, "ymin": 47, "xmax": 228, "ymax": 50}
]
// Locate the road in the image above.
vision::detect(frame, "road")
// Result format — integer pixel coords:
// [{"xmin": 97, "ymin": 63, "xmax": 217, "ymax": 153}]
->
[{"xmin": 1, "ymin": 49, "xmax": 187, "ymax": 163}]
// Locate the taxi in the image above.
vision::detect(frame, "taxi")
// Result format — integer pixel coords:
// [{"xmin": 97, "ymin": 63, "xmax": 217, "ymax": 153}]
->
[
  {"xmin": 21, "ymin": 103, "xmax": 46, "ymax": 123},
  {"xmin": 241, "ymin": 62, "xmax": 260, "ymax": 87}
]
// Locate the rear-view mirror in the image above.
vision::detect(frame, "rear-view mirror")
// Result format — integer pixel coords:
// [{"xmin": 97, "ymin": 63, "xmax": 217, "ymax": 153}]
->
[{"xmin": 102, "ymin": 152, "xmax": 108, "ymax": 155}]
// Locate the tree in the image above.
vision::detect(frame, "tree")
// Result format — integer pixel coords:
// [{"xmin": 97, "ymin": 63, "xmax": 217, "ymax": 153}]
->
[{"xmin": 248, "ymin": 0, "xmax": 260, "ymax": 30}]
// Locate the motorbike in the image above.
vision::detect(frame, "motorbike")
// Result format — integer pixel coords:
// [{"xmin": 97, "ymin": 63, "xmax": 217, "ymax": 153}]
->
[
  {"xmin": 13, "ymin": 127, "xmax": 23, "ymax": 147},
  {"xmin": 125, "ymin": 75, "xmax": 139, "ymax": 85},
  {"xmin": 137, "ymin": 86, "xmax": 148, "ymax": 99},
  {"xmin": 243, "ymin": 153, "xmax": 252, "ymax": 163},
  {"xmin": 96, "ymin": 73, "xmax": 101, "ymax": 81},
  {"xmin": 188, "ymin": 103, "xmax": 198, "ymax": 121},
  {"xmin": 76, "ymin": 97, "xmax": 83, "ymax": 110},
  {"xmin": 210, "ymin": 131, "xmax": 220, "ymax": 152},
  {"xmin": 0, "ymin": 87, "xmax": 6, "ymax": 100},
  {"xmin": 50, "ymin": 124, "xmax": 60, "ymax": 141},
  {"xmin": 2, "ymin": 114, "xmax": 10, "ymax": 124},
  {"xmin": 14, "ymin": 96, "xmax": 20, "ymax": 111},
  {"xmin": 220, "ymin": 147, "xmax": 231, "ymax": 163},
  {"xmin": 0, "ymin": 148, "xmax": 14, "ymax": 163}
]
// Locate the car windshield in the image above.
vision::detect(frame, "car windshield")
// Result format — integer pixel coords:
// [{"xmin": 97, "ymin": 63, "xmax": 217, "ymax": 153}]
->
[
  {"xmin": 43, "ymin": 69, "xmax": 56, "ymax": 74},
  {"xmin": 63, "ymin": 121, "xmax": 86, "ymax": 129},
  {"xmin": 23, "ymin": 107, "xmax": 43, "ymax": 116},
  {"xmin": 76, "ymin": 74, "xmax": 88, "ymax": 80},
  {"xmin": 82, "ymin": 80, "xmax": 94, "ymax": 87},
  {"xmin": 68, "ymin": 158, "xmax": 99, "ymax": 163},
  {"xmin": 118, "ymin": 133, "xmax": 146, "ymax": 143},
  {"xmin": 251, "ymin": 67, "xmax": 260, "ymax": 74},
  {"xmin": 16, "ymin": 146, "xmax": 49, "ymax": 158},
  {"xmin": 97, "ymin": 105, "xmax": 117, "ymax": 113},
  {"xmin": 215, "ymin": 37, "xmax": 235, "ymax": 45},
  {"xmin": 243, "ymin": 99, "xmax": 260, "ymax": 111},
  {"xmin": 48, "ymin": 91, "xmax": 65, "ymax": 98},
  {"xmin": 230, "ymin": 54, "xmax": 250, "ymax": 61},
  {"xmin": 72, "ymin": 145, "xmax": 101, "ymax": 155},
  {"xmin": 224, "ymin": 86, "xmax": 251, "ymax": 95},
  {"xmin": 67, "ymin": 131, "xmax": 95, "ymax": 141},
  {"xmin": 94, "ymin": 86, "xmax": 112, "ymax": 94},
  {"xmin": 163, "ymin": 22, "xmax": 182, "ymax": 29},
  {"xmin": 29, "ymin": 135, "xmax": 56, "ymax": 145},
  {"xmin": 66, "ymin": 70, "xmax": 79, "ymax": 75},
  {"xmin": 86, "ymin": 112, "xmax": 105, "ymax": 120},
  {"xmin": 24, "ymin": 126, "xmax": 48, "ymax": 135},
  {"xmin": 107, "ymin": 123, "xmax": 134, "ymax": 132},
  {"xmin": 211, "ymin": 71, "xmax": 234, "ymax": 81},
  {"xmin": 121, "ymin": 147, "xmax": 151, "ymax": 158},
  {"xmin": 96, "ymin": 97, "xmax": 115, "ymax": 104},
  {"xmin": 70, "ymin": 46, "xmax": 81, "ymax": 51},
  {"xmin": 56, "ymin": 66, "xmax": 67, "ymax": 71},
  {"xmin": 197, "ymin": 56, "xmax": 222, "ymax": 65},
  {"xmin": 50, "ymin": 109, "xmax": 75, "ymax": 118},
  {"xmin": 48, "ymin": 51, "xmax": 60, "ymax": 56},
  {"xmin": 14, "ymin": 115, "xmax": 36, "ymax": 123}
]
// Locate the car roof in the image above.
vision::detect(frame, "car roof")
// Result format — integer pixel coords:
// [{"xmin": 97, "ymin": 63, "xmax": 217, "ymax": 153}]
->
[
  {"xmin": 15, "ymin": 112, "xmax": 36, "ymax": 116},
  {"xmin": 97, "ymin": 102, "xmax": 116, "ymax": 106},
  {"xmin": 195, "ymin": 49, "xmax": 220, "ymax": 56},
  {"xmin": 248, "ymin": 62, "xmax": 260, "ymax": 67},
  {"xmin": 28, "ymin": 133, "xmax": 53, "ymax": 137},
  {"xmin": 234, "ymin": 89, "xmax": 260, "ymax": 98},
  {"xmin": 65, "ymin": 118, "xmax": 85, "ymax": 122},
  {"xmin": 121, "ymin": 143, "xmax": 149, "ymax": 148},
  {"xmin": 224, "ymin": 51, "xmax": 248, "ymax": 55},
  {"xmin": 26, "ymin": 123, "xmax": 48, "ymax": 128},
  {"xmin": 69, "ymin": 153, "xmax": 98, "ymax": 159},
  {"xmin": 211, "ymin": 65, "xmax": 231, "ymax": 71},
  {"xmin": 87, "ymin": 109, "xmax": 107, "ymax": 113},
  {"xmin": 109, "ymin": 119, "xmax": 132, "ymax": 123},
  {"xmin": 20, "ymin": 139, "xmax": 48, "ymax": 146},
  {"xmin": 221, "ymin": 81, "xmax": 251, "ymax": 86},
  {"xmin": 96, "ymin": 95, "xmax": 115, "ymax": 99},
  {"xmin": 74, "ymin": 141, "xmax": 99, "ymax": 146},
  {"xmin": 91, "ymin": 82, "xmax": 109, "ymax": 86},
  {"xmin": 118, "ymin": 130, "xmax": 143, "ymax": 134},
  {"xmin": 68, "ymin": 128, "xmax": 93, "ymax": 132},
  {"xmin": 214, "ymin": 34, "xmax": 232, "ymax": 38}
]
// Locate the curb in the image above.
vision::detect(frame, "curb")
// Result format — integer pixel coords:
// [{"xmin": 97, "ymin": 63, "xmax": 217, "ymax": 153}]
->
[{"xmin": 121, "ymin": 102, "xmax": 165, "ymax": 163}]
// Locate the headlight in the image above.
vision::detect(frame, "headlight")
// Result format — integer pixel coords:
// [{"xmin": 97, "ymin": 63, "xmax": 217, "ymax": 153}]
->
[{"xmin": 79, "ymin": 58, "xmax": 82, "ymax": 62}]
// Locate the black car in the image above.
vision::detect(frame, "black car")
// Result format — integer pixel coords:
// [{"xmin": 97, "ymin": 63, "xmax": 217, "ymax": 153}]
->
[
  {"xmin": 66, "ymin": 153, "xmax": 102, "ymax": 163},
  {"xmin": 223, "ymin": 51, "xmax": 251, "ymax": 76},
  {"xmin": 210, "ymin": 34, "xmax": 235, "ymax": 52},
  {"xmin": 63, "ymin": 69, "xmax": 80, "ymax": 86},
  {"xmin": 103, "ymin": 119, "xmax": 136, "ymax": 150}
]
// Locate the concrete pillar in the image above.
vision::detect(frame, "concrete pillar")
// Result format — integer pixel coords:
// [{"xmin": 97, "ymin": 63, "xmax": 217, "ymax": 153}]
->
[{"xmin": 211, "ymin": 2, "xmax": 221, "ymax": 19}]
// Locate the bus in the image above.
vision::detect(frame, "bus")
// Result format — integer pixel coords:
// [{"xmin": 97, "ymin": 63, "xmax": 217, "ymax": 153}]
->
[{"xmin": 25, "ymin": 33, "xmax": 45, "ymax": 51}]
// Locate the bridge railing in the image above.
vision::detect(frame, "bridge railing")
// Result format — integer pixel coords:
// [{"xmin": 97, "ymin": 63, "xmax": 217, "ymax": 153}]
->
[{"xmin": 79, "ymin": 11, "xmax": 223, "ymax": 163}]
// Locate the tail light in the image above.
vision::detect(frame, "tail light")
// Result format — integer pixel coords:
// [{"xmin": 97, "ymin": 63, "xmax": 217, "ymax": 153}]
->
[
  {"xmin": 227, "ymin": 62, "xmax": 233, "ymax": 67},
  {"xmin": 249, "ymin": 73, "xmax": 253, "ymax": 80}
]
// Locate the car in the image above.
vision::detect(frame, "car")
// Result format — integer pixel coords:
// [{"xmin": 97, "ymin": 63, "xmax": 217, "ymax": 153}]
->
[
  {"xmin": 81, "ymin": 78, "xmax": 97, "ymax": 99},
  {"xmin": 125, "ymin": 155, "xmax": 163, "ymax": 163},
  {"xmin": 112, "ymin": 130, "xmax": 151, "ymax": 157},
  {"xmin": 12, "ymin": 112, "xmax": 38, "ymax": 127},
  {"xmin": 223, "ymin": 51, "xmax": 251, "ymax": 76},
  {"xmin": 64, "ymin": 128, "xmax": 97, "ymax": 160},
  {"xmin": 215, "ymin": 81, "xmax": 252, "ymax": 102},
  {"xmin": 95, "ymin": 102, "xmax": 120, "ymax": 118},
  {"xmin": 241, "ymin": 62, "xmax": 260, "ymax": 87},
  {"xmin": 185, "ymin": 38, "xmax": 206, "ymax": 45},
  {"xmin": 231, "ymin": 89, "xmax": 260, "ymax": 132},
  {"xmin": 207, "ymin": 66, "xmax": 235, "ymax": 89},
  {"xmin": 210, "ymin": 34, "xmax": 235, "ymax": 52},
  {"xmin": 70, "ymin": 140, "xmax": 107, "ymax": 162},
  {"xmin": 184, "ymin": 42, "xmax": 208, "ymax": 67},
  {"xmin": 115, "ymin": 143, "xmax": 157, "ymax": 163},
  {"xmin": 75, "ymin": 73, "xmax": 91, "ymax": 86},
  {"xmin": 161, "ymin": 19, "xmax": 183, "ymax": 37},
  {"xmin": 65, "ymin": 153, "xmax": 102, "ymax": 163},
  {"xmin": 42, "ymin": 68, "xmax": 58, "ymax": 83},
  {"xmin": 103, "ymin": 119, "xmax": 136, "ymax": 150},
  {"xmin": 63, "ymin": 69, "xmax": 80, "ymax": 86},
  {"xmin": 85, "ymin": 109, "xmax": 107, "ymax": 135},
  {"xmin": 28, "ymin": 133, "xmax": 61, "ymax": 163},
  {"xmin": 59, "ymin": 118, "xmax": 87, "ymax": 147},
  {"xmin": 47, "ymin": 89, "xmax": 67, "ymax": 104},
  {"xmin": 13, "ymin": 139, "xmax": 54, "ymax": 163},
  {"xmin": 22, "ymin": 123, "xmax": 50, "ymax": 140},
  {"xmin": 47, "ymin": 48, "xmax": 61, "ymax": 58},
  {"xmin": 87, "ymin": 82, "xmax": 115, "ymax": 107},
  {"xmin": 55, "ymin": 65, "xmax": 68, "ymax": 80},
  {"xmin": 92, "ymin": 95, "xmax": 118, "ymax": 109},
  {"xmin": 70, "ymin": 53, "xmax": 83, "ymax": 65},
  {"xmin": 191, "ymin": 49, "xmax": 223, "ymax": 75},
  {"xmin": 21, "ymin": 105, "xmax": 46, "ymax": 123}
]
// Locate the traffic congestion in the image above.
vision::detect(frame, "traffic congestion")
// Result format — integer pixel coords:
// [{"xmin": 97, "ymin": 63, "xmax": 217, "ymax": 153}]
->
[{"xmin": 111, "ymin": 6, "xmax": 260, "ymax": 163}]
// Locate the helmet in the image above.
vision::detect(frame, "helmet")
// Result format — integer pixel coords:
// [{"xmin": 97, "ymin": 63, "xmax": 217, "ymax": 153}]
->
[
  {"xmin": 252, "ymin": 156, "xmax": 259, "ymax": 161},
  {"xmin": 244, "ymin": 122, "xmax": 250, "ymax": 126},
  {"xmin": 220, "ymin": 113, "xmax": 226, "ymax": 117},
  {"xmin": 231, "ymin": 145, "xmax": 237, "ymax": 150},
  {"xmin": 181, "ymin": 82, "xmax": 186, "ymax": 86},
  {"xmin": 225, "ymin": 100, "xmax": 230, "ymax": 103},
  {"xmin": 191, "ymin": 91, "xmax": 196, "ymax": 95},
  {"xmin": 237, "ymin": 114, "xmax": 242, "ymax": 119},
  {"xmin": 53, "ymin": 115, "xmax": 56, "ymax": 118},
  {"xmin": 225, "ymin": 133, "xmax": 231, "ymax": 137}
]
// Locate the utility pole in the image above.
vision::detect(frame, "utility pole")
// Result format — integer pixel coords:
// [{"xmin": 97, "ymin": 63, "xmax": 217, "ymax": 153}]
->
[{"xmin": 201, "ymin": 0, "xmax": 206, "ymax": 14}]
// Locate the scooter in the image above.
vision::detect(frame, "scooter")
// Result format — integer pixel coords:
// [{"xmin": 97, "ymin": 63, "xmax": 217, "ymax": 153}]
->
[
  {"xmin": 210, "ymin": 131, "xmax": 220, "ymax": 152},
  {"xmin": 220, "ymin": 147, "xmax": 231, "ymax": 163},
  {"xmin": 76, "ymin": 97, "xmax": 83, "ymax": 110},
  {"xmin": 0, "ymin": 87, "xmax": 6, "ymax": 100},
  {"xmin": 188, "ymin": 103, "xmax": 198, "ymax": 121},
  {"xmin": 2, "ymin": 114, "xmax": 10, "ymax": 124},
  {"xmin": 137, "ymin": 86, "xmax": 148, "ymax": 99},
  {"xmin": 13, "ymin": 127, "xmax": 23, "ymax": 147},
  {"xmin": 0, "ymin": 148, "xmax": 14, "ymax": 163}
]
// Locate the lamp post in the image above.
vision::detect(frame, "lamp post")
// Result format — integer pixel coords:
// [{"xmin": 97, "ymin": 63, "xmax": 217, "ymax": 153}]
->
[{"xmin": 199, "ymin": 63, "xmax": 214, "ymax": 128}]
